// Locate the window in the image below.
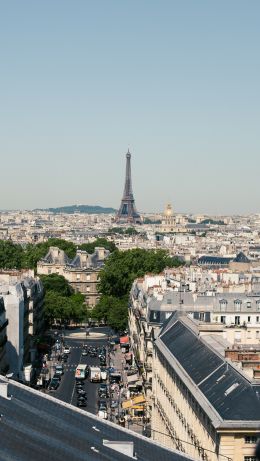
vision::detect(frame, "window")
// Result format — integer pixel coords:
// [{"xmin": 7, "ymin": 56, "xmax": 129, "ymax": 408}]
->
[
  {"xmin": 256, "ymin": 301, "xmax": 260, "ymax": 311},
  {"xmin": 248, "ymin": 316, "xmax": 251, "ymax": 323},
  {"xmin": 245, "ymin": 436, "xmax": 258, "ymax": 444},
  {"xmin": 220, "ymin": 300, "xmax": 227, "ymax": 312},
  {"xmin": 247, "ymin": 301, "xmax": 252, "ymax": 309},
  {"xmin": 235, "ymin": 316, "xmax": 240, "ymax": 325},
  {"xmin": 244, "ymin": 457, "xmax": 256, "ymax": 461},
  {"xmin": 220, "ymin": 316, "xmax": 226, "ymax": 324},
  {"xmin": 76, "ymin": 274, "xmax": 80, "ymax": 281},
  {"xmin": 257, "ymin": 316, "xmax": 260, "ymax": 323},
  {"xmin": 167, "ymin": 299, "xmax": 172, "ymax": 304},
  {"xmin": 256, "ymin": 331, "xmax": 260, "ymax": 339},
  {"xmin": 234, "ymin": 300, "xmax": 242, "ymax": 311},
  {"xmin": 86, "ymin": 275, "xmax": 90, "ymax": 281},
  {"xmin": 86, "ymin": 287, "xmax": 90, "ymax": 292}
]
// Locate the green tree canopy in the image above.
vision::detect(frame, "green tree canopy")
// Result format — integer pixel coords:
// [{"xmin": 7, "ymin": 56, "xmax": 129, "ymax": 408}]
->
[
  {"xmin": 78, "ymin": 238, "xmax": 116, "ymax": 254},
  {"xmin": 94, "ymin": 248, "xmax": 183, "ymax": 330},
  {"xmin": 0, "ymin": 240, "xmax": 24, "ymax": 269},
  {"xmin": 98, "ymin": 248, "xmax": 182, "ymax": 298},
  {"xmin": 42, "ymin": 275, "xmax": 87, "ymax": 325},
  {"xmin": 40, "ymin": 274, "xmax": 73, "ymax": 297}
]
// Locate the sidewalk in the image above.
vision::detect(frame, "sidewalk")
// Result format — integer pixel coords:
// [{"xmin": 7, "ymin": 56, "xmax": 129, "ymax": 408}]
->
[{"xmin": 109, "ymin": 344, "xmax": 144, "ymax": 436}]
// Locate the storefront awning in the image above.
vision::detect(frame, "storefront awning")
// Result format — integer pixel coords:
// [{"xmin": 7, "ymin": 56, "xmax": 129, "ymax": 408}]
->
[{"xmin": 122, "ymin": 395, "xmax": 146, "ymax": 410}]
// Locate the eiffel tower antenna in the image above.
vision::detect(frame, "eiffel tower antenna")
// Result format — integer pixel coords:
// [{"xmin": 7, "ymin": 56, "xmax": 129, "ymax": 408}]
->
[{"xmin": 116, "ymin": 150, "xmax": 141, "ymax": 224}]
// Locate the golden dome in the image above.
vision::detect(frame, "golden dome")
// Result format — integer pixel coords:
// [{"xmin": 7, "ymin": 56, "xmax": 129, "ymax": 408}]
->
[{"xmin": 164, "ymin": 203, "xmax": 173, "ymax": 216}]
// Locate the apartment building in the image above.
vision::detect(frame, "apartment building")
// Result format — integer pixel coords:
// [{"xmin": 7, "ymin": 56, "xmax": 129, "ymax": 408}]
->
[
  {"xmin": 152, "ymin": 314, "xmax": 260, "ymax": 461},
  {"xmin": 0, "ymin": 272, "xmax": 44, "ymax": 377},
  {"xmin": 37, "ymin": 246, "xmax": 110, "ymax": 306},
  {"xmin": 0, "ymin": 296, "xmax": 8, "ymax": 374}
]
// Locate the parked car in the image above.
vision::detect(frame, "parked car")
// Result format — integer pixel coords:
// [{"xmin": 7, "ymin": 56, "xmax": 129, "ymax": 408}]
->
[
  {"xmin": 49, "ymin": 378, "xmax": 59, "ymax": 390},
  {"xmin": 53, "ymin": 373, "xmax": 62, "ymax": 381},
  {"xmin": 98, "ymin": 400, "xmax": 107, "ymax": 411},
  {"xmin": 55, "ymin": 365, "xmax": 64, "ymax": 375},
  {"xmin": 82, "ymin": 348, "xmax": 88, "ymax": 356},
  {"xmin": 77, "ymin": 399, "xmax": 87, "ymax": 407},
  {"xmin": 98, "ymin": 384, "xmax": 108, "ymax": 398},
  {"xmin": 63, "ymin": 346, "xmax": 71, "ymax": 354},
  {"xmin": 110, "ymin": 400, "xmax": 119, "ymax": 409}
]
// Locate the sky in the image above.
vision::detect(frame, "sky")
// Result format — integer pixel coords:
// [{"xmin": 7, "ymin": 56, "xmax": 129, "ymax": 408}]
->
[{"xmin": 0, "ymin": 1, "xmax": 260, "ymax": 215}]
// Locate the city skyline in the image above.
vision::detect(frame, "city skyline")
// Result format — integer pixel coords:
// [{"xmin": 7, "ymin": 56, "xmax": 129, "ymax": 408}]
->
[{"xmin": 1, "ymin": 1, "xmax": 260, "ymax": 214}]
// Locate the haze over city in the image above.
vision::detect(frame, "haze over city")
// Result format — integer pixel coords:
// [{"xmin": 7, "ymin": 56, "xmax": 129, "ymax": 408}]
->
[{"xmin": 1, "ymin": 1, "xmax": 260, "ymax": 214}]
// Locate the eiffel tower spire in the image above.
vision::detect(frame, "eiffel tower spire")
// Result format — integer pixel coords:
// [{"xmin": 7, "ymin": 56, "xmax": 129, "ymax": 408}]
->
[{"xmin": 116, "ymin": 150, "xmax": 141, "ymax": 224}]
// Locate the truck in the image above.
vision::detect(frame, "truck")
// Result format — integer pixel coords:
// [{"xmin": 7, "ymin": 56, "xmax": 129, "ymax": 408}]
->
[
  {"xmin": 75, "ymin": 364, "xmax": 88, "ymax": 380},
  {"xmin": 90, "ymin": 366, "xmax": 101, "ymax": 383}
]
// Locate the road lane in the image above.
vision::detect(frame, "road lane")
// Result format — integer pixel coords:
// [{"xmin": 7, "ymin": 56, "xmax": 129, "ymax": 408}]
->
[{"xmin": 54, "ymin": 332, "xmax": 108, "ymax": 416}]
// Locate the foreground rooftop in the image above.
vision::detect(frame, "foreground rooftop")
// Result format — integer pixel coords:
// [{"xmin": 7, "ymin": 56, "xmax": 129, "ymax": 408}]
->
[{"xmin": 0, "ymin": 376, "xmax": 194, "ymax": 461}]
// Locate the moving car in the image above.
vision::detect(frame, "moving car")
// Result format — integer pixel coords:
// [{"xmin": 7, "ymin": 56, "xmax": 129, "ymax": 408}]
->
[{"xmin": 75, "ymin": 364, "xmax": 88, "ymax": 380}]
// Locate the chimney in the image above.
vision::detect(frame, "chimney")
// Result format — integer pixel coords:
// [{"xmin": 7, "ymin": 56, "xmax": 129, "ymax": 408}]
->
[
  {"xmin": 103, "ymin": 441, "xmax": 135, "ymax": 458},
  {"xmin": 0, "ymin": 382, "xmax": 11, "ymax": 400}
]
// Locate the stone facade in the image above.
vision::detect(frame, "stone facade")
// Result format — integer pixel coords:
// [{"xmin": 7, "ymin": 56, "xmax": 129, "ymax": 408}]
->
[
  {"xmin": 0, "ymin": 271, "xmax": 44, "ymax": 376},
  {"xmin": 37, "ymin": 246, "xmax": 110, "ymax": 307},
  {"xmin": 152, "ymin": 315, "xmax": 260, "ymax": 461},
  {"xmin": 0, "ymin": 296, "xmax": 8, "ymax": 373}
]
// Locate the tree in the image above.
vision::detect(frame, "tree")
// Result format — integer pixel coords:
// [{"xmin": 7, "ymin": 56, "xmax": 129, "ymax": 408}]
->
[
  {"xmin": 98, "ymin": 248, "xmax": 182, "ymax": 298},
  {"xmin": 124, "ymin": 227, "xmax": 138, "ymax": 235},
  {"xmin": 43, "ymin": 284, "xmax": 87, "ymax": 325},
  {"xmin": 107, "ymin": 301, "xmax": 128, "ymax": 331},
  {"xmin": 41, "ymin": 274, "xmax": 73, "ymax": 297},
  {"xmin": 95, "ymin": 248, "xmax": 183, "ymax": 328},
  {"xmin": 78, "ymin": 238, "xmax": 116, "ymax": 254},
  {"xmin": 0, "ymin": 240, "xmax": 24, "ymax": 269}
]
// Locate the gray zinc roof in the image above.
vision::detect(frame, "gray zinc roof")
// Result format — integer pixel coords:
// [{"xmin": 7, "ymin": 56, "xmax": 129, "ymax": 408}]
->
[
  {"xmin": 158, "ymin": 320, "xmax": 260, "ymax": 426},
  {"xmin": 0, "ymin": 377, "xmax": 194, "ymax": 461}
]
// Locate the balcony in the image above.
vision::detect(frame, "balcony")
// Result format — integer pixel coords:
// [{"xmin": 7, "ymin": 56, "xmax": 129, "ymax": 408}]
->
[{"xmin": 144, "ymin": 362, "xmax": 152, "ymax": 372}]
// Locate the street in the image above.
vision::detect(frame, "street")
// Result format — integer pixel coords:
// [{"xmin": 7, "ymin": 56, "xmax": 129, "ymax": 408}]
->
[{"xmin": 52, "ymin": 327, "xmax": 109, "ymax": 415}]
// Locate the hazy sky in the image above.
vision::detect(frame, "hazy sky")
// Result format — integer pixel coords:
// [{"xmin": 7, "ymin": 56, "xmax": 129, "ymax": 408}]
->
[{"xmin": 1, "ymin": 1, "xmax": 259, "ymax": 214}]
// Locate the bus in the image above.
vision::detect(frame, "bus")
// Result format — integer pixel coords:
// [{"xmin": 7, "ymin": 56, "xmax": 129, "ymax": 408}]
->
[{"xmin": 75, "ymin": 364, "xmax": 88, "ymax": 380}]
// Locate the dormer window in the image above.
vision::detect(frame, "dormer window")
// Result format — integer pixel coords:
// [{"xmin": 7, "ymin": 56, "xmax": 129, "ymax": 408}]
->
[
  {"xmin": 219, "ymin": 299, "xmax": 227, "ymax": 312},
  {"xmin": 234, "ymin": 300, "xmax": 242, "ymax": 311}
]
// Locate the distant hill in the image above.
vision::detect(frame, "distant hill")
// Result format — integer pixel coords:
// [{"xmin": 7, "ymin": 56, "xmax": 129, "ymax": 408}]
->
[{"xmin": 36, "ymin": 205, "xmax": 117, "ymax": 214}]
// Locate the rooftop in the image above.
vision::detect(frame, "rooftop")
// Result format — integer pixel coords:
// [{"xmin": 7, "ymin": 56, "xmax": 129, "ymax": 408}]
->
[
  {"xmin": 157, "ymin": 317, "xmax": 260, "ymax": 427},
  {"xmin": 0, "ymin": 377, "xmax": 194, "ymax": 461}
]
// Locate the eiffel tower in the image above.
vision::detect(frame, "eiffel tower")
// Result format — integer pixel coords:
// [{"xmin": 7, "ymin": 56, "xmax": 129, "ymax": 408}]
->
[{"xmin": 116, "ymin": 150, "xmax": 141, "ymax": 224}]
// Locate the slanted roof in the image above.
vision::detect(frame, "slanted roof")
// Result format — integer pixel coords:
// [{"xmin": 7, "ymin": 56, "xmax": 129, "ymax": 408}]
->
[
  {"xmin": 198, "ymin": 256, "xmax": 232, "ymax": 265},
  {"xmin": 233, "ymin": 252, "xmax": 250, "ymax": 263},
  {"xmin": 158, "ymin": 320, "xmax": 260, "ymax": 426},
  {"xmin": 0, "ymin": 377, "xmax": 193, "ymax": 461}
]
